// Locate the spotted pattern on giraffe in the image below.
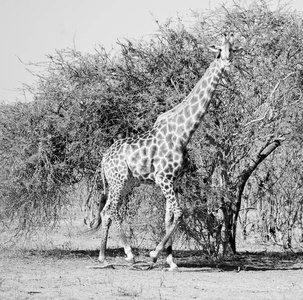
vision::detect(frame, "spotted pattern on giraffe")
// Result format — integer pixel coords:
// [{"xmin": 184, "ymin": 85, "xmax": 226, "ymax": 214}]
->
[{"xmin": 92, "ymin": 33, "xmax": 242, "ymax": 270}]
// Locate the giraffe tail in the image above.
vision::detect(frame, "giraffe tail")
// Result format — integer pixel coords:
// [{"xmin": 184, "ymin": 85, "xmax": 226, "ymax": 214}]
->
[
  {"xmin": 83, "ymin": 162, "xmax": 107, "ymax": 231},
  {"xmin": 91, "ymin": 163, "xmax": 108, "ymax": 230}
]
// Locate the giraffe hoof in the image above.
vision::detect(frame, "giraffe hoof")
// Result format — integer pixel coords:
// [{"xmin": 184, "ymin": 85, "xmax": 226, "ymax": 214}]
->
[
  {"xmin": 166, "ymin": 260, "xmax": 179, "ymax": 272},
  {"xmin": 162, "ymin": 265, "xmax": 179, "ymax": 272},
  {"xmin": 125, "ymin": 257, "xmax": 135, "ymax": 265},
  {"xmin": 150, "ymin": 250, "xmax": 158, "ymax": 263}
]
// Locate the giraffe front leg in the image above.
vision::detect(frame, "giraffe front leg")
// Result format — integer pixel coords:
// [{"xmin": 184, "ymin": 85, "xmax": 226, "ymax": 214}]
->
[
  {"xmin": 150, "ymin": 180, "xmax": 181, "ymax": 271},
  {"xmin": 165, "ymin": 239, "xmax": 178, "ymax": 271},
  {"xmin": 164, "ymin": 201, "xmax": 178, "ymax": 271},
  {"xmin": 150, "ymin": 212, "xmax": 181, "ymax": 270}
]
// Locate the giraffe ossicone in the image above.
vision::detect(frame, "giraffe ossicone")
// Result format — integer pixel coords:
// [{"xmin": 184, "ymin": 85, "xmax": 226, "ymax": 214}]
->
[{"xmin": 89, "ymin": 33, "xmax": 242, "ymax": 271}]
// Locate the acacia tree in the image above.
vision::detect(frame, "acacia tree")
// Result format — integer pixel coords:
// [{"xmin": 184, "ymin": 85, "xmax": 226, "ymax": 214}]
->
[
  {"xmin": 240, "ymin": 141, "xmax": 303, "ymax": 248},
  {"xmin": 184, "ymin": 1, "xmax": 303, "ymax": 253}
]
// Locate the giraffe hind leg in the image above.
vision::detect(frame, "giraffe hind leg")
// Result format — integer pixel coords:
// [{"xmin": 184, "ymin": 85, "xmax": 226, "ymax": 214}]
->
[
  {"xmin": 101, "ymin": 180, "xmax": 135, "ymax": 265},
  {"xmin": 98, "ymin": 191, "xmax": 113, "ymax": 266},
  {"xmin": 114, "ymin": 210, "xmax": 135, "ymax": 264},
  {"xmin": 115, "ymin": 178, "xmax": 137, "ymax": 264}
]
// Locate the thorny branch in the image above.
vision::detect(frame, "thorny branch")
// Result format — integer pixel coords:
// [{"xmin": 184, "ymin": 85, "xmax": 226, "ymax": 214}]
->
[{"xmin": 243, "ymin": 72, "xmax": 296, "ymax": 127}]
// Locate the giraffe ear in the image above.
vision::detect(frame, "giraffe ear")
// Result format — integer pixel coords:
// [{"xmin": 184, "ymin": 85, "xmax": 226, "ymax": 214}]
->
[
  {"xmin": 208, "ymin": 45, "xmax": 221, "ymax": 53},
  {"xmin": 209, "ymin": 45, "xmax": 221, "ymax": 58}
]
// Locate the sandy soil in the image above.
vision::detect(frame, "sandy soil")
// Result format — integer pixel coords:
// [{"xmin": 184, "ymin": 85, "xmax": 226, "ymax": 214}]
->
[
  {"xmin": 1, "ymin": 222, "xmax": 303, "ymax": 300},
  {"xmin": 1, "ymin": 248, "xmax": 303, "ymax": 300}
]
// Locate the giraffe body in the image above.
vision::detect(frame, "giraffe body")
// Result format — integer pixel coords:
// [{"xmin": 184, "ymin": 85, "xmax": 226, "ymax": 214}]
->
[{"xmin": 94, "ymin": 34, "xmax": 241, "ymax": 270}]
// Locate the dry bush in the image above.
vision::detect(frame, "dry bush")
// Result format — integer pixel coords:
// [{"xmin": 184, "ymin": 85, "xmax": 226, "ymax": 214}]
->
[{"xmin": 1, "ymin": 1, "xmax": 303, "ymax": 255}]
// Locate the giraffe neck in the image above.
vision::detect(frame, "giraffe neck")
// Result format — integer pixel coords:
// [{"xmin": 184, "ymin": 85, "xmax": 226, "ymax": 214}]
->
[{"xmin": 155, "ymin": 59, "xmax": 225, "ymax": 147}]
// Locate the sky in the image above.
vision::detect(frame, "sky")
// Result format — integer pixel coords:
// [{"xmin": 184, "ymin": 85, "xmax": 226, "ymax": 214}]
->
[{"xmin": 1, "ymin": 0, "xmax": 303, "ymax": 104}]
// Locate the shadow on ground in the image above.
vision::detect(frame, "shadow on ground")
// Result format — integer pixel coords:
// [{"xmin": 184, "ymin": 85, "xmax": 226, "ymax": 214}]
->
[{"xmin": 24, "ymin": 247, "xmax": 303, "ymax": 272}]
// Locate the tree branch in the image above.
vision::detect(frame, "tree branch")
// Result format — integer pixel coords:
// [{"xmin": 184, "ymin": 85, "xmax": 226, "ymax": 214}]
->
[
  {"xmin": 244, "ymin": 72, "xmax": 296, "ymax": 127},
  {"xmin": 230, "ymin": 137, "xmax": 283, "ymax": 253}
]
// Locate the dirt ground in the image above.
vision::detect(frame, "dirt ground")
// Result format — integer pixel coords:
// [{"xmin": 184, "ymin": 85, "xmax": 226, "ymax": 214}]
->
[{"xmin": 1, "ymin": 221, "xmax": 303, "ymax": 300}]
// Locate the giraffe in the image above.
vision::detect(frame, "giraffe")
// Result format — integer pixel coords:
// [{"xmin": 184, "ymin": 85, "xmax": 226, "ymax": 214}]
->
[{"xmin": 93, "ymin": 33, "xmax": 242, "ymax": 271}]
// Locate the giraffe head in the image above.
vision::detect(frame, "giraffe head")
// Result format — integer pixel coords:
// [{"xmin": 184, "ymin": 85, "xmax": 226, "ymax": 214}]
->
[{"xmin": 209, "ymin": 33, "xmax": 242, "ymax": 68}]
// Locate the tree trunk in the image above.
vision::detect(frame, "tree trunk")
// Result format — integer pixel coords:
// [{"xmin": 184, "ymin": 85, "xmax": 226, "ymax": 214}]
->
[{"xmin": 229, "ymin": 138, "xmax": 282, "ymax": 253}]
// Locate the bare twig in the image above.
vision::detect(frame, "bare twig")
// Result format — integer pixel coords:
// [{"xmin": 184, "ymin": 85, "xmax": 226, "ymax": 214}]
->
[
  {"xmin": 244, "ymin": 72, "xmax": 296, "ymax": 127},
  {"xmin": 170, "ymin": 78, "xmax": 181, "ymax": 96}
]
